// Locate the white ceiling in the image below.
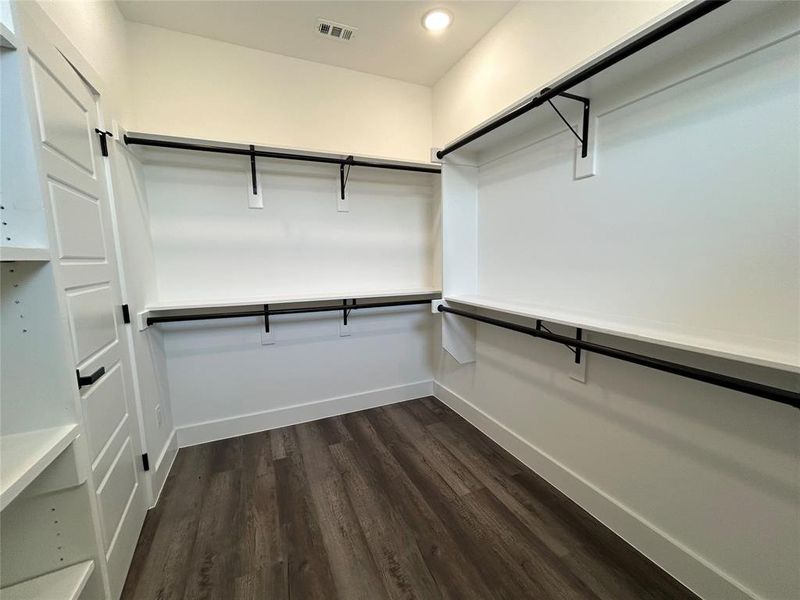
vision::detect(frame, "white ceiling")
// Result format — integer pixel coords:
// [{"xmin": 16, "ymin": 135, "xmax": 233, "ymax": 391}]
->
[{"xmin": 116, "ymin": 1, "xmax": 516, "ymax": 86}]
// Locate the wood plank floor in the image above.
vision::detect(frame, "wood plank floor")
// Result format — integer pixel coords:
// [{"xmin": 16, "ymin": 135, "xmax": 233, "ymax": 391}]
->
[{"xmin": 121, "ymin": 397, "xmax": 699, "ymax": 600}]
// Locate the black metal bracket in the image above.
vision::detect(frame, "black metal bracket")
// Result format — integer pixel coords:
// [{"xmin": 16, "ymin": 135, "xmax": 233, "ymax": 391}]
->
[
  {"xmin": 76, "ymin": 366, "xmax": 105, "ymax": 389},
  {"xmin": 94, "ymin": 129, "xmax": 113, "ymax": 157},
  {"xmin": 121, "ymin": 304, "xmax": 131, "ymax": 324},
  {"xmin": 249, "ymin": 145, "xmax": 258, "ymax": 195},
  {"xmin": 340, "ymin": 155, "xmax": 354, "ymax": 200},
  {"xmin": 141, "ymin": 453, "xmax": 150, "ymax": 472},
  {"xmin": 536, "ymin": 320, "xmax": 583, "ymax": 364},
  {"xmin": 541, "ymin": 90, "xmax": 590, "ymax": 158},
  {"xmin": 263, "ymin": 304, "xmax": 270, "ymax": 333},
  {"xmin": 342, "ymin": 299, "xmax": 356, "ymax": 326}
]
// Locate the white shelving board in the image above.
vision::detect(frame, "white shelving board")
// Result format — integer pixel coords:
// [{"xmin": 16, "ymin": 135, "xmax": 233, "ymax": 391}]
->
[
  {"xmin": 148, "ymin": 288, "xmax": 442, "ymax": 312},
  {"xmin": 0, "ymin": 423, "xmax": 79, "ymax": 511},
  {"xmin": 124, "ymin": 130, "xmax": 441, "ymax": 172},
  {"xmin": 0, "ymin": 560, "xmax": 94, "ymax": 600},
  {"xmin": 0, "ymin": 245, "xmax": 50, "ymax": 262},
  {"xmin": 446, "ymin": 295, "xmax": 800, "ymax": 373},
  {"xmin": 0, "ymin": 21, "xmax": 17, "ymax": 49}
]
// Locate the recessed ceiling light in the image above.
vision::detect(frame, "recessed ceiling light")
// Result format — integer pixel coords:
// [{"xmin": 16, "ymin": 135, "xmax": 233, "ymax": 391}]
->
[{"xmin": 422, "ymin": 9, "xmax": 453, "ymax": 32}]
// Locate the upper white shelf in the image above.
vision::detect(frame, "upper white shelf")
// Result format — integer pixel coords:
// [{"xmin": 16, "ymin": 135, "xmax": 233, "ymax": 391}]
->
[
  {"xmin": 0, "ymin": 424, "xmax": 79, "ymax": 511},
  {"xmin": 123, "ymin": 130, "xmax": 441, "ymax": 172},
  {"xmin": 445, "ymin": 295, "xmax": 800, "ymax": 373},
  {"xmin": 0, "ymin": 560, "xmax": 94, "ymax": 600},
  {"xmin": 0, "ymin": 245, "xmax": 50, "ymax": 262},
  {"xmin": 439, "ymin": 1, "xmax": 787, "ymax": 163},
  {"xmin": 148, "ymin": 288, "xmax": 442, "ymax": 312}
]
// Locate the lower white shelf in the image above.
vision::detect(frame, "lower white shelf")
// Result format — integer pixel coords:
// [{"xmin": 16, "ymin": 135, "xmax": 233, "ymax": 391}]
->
[
  {"xmin": 0, "ymin": 424, "xmax": 80, "ymax": 511},
  {"xmin": 148, "ymin": 287, "xmax": 442, "ymax": 311},
  {"xmin": 0, "ymin": 245, "xmax": 50, "ymax": 262},
  {"xmin": 446, "ymin": 295, "xmax": 800, "ymax": 373},
  {"xmin": 0, "ymin": 560, "xmax": 94, "ymax": 600}
]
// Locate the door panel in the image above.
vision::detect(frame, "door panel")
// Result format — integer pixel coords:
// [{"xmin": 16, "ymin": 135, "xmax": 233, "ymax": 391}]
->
[
  {"xmin": 29, "ymin": 56, "xmax": 95, "ymax": 174},
  {"xmin": 65, "ymin": 283, "xmax": 118, "ymax": 364},
  {"xmin": 92, "ymin": 413, "xmax": 129, "ymax": 490},
  {"xmin": 83, "ymin": 365, "xmax": 126, "ymax": 464},
  {"xmin": 22, "ymin": 17, "xmax": 147, "ymax": 599},
  {"xmin": 95, "ymin": 436, "xmax": 137, "ymax": 551},
  {"xmin": 49, "ymin": 181, "xmax": 106, "ymax": 259}
]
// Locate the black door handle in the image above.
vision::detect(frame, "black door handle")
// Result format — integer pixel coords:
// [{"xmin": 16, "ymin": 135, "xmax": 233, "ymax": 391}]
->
[{"xmin": 76, "ymin": 366, "xmax": 105, "ymax": 389}]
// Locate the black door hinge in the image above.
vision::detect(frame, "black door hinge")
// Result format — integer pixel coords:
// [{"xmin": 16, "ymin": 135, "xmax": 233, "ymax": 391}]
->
[
  {"xmin": 121, "ymin": 304, "xmax": 131, "ymax": 324},
  {"xmin": 141, "ymin": 453, "xmax": 150, "ymax": 472},
  {"xmin": 95, "ymin": 128, "xmax": 113, "ymax": 157}
]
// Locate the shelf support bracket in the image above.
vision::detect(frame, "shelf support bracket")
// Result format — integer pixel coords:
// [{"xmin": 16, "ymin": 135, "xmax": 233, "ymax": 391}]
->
[
  {"xmin": 263, "ymin": 304, "xmax": 270, "ymax": 333},
  {"xmin": 250, "ymin": 145, "xmax": 258, "ymax": 195},
  {"xmin": 342, "ymin": 299, "xmax": 356, "ymax": 326},
  {"xmin": 340, "ymin": 155, "xmax": 354, "ymax": 200},
  {"xmin": 536, "ymin": 320, "xmax": 583, "ymax": 364},
  {"xmin": 541, "ymin": 91, "xmax": 590, "ymax": 158}
]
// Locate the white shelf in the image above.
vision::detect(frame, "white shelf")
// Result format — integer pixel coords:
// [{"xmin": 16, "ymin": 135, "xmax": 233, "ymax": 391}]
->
[
  {"xmin": 0, "ymin": 560, "xmax": 94, "ymax": 600},
  {"xmin": 445, "ymin": 295, "xmax": 800, "ymax": 373},
  {"xmin": 126, "ymin": 130, "xmax": 440, "ymax": 171},
  {"xmin": 0, "ymin": 245, "xmax": 50, "ymax": 262},
  {"xmin": 0, "ymin": 22, "xmax": 17, "ymax": 50},
  {"xmin": 148, "ymin": 287, "xmax": 442, "ymax": 312},
  {"xmin": 0, "ymin": 424, "xmax": 79, "ymax": 511}
]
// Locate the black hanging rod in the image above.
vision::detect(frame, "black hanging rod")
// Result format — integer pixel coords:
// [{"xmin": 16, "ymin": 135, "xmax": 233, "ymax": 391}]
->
[
  {"xmin": 146, "ymin": 298, "xmax": 432, "ymax": 327},
  {"xmin": 124, "ymin": 135, "xmax": 441, "ymax": 174},
  {"xmin": 438, "ymin": 305, "xmax": 799, "ymax": 409},
  {"xmin": 436, "ymin": 0, "xmax": 731, "ymax": 160}
]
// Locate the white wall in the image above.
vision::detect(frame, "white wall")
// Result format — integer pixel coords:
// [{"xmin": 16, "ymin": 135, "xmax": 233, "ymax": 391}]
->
[
  {"xmin": 142, "ymin": 152, "xmax": 438, "ymax": 302},
  {"xmin": 127, "ymin": 22, "xmax": 433, "ymax": 163},
  {"xmin": 139, "ymin": 151, "xmax": 440, "ymax": 443},
  {"xmin": 432, "ymin": 0, "xmax": 680, "ymax": 147},
  {"xmin": 435, "ymin": 3, "xmax": 800, "ymax": 599},
  {"xmin": 165, "ymin": 308, "xmax": 435, "ymax": 446}
]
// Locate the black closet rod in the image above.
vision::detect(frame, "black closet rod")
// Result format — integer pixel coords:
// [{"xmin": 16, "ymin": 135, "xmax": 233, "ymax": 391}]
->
[
  {"xmin": 146, "ymin": 298, "xmax": 432, "ymax": 326},
  {"xmin": 436, "ymin": 0, "xmax": 731, "ymax": 160},
  {"xmin": 438, "ymin": 305, "xmax": 799, "ymax": 409},
  {"xmin": 123, "ymin": 135, "xmax": 441, "ymax": 174}
]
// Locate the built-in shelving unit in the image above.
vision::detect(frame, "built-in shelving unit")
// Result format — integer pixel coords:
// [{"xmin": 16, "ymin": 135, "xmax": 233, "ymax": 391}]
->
[
  {"xmin": 123, "ymin": 130, "xmax": 440, "ymax": 203},
  {"xmin": 446, "ymin": 295, "xmax": 800, "ymax": 373},
  {"xmin": 438, "ymin": 0, "xmax": 800, "ymax": 396},
  {"xmin": 125, "ymin": 130, "xmax": 441, "ymax": 173},
  {"xmin": 0, "ymin": 424, "xmax": 79, "ymax": 510},
  {"xmin": 143, "ymin": 289, "xmax": 442, "ymax": 329},
  {"xmin": 0, "ymin": 560, "xmax": 94, "ymax": 600},
  {"xmin": 0, "ymin": 245, "xmax": 50, "ymax": 262}
]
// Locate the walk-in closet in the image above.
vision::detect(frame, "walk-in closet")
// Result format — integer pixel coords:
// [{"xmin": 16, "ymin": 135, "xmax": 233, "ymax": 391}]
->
[{"xmin": 1, "ymin": 1, "xmax": 798, "ymax": 599}]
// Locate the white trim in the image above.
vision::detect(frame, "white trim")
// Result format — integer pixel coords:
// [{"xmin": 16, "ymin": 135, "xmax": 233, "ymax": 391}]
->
[
  {"xmin": 432, "ymin": 382, "xmax": 759, "ymax": 600},
  {"xmin": 150, "ymin": 429, "xmax": 177, "ymax": 507},
  {"xmin": 176, "ymin": 380, "xmax": 434, "ymax": 447}
]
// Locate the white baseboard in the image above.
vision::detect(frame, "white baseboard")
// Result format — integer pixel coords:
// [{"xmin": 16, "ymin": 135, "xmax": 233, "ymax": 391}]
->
[
  {"xmin": 176, "ymin": 380, "xmax": 434, "ymax": 448},
  {"xmin": 433, "ymin": 382, "xmax": 757, "ymax": 600}
]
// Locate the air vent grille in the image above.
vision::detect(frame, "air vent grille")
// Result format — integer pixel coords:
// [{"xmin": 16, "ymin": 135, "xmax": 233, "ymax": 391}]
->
[{"xmin": 317, "ymin": 19, "xmax": 357, "ymax": 42}]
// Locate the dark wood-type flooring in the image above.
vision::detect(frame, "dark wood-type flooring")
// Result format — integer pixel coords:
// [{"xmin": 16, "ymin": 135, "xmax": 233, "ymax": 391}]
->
[{"xmin": 122, "ymin": 397, "xmax": 699, "ymax": 600}]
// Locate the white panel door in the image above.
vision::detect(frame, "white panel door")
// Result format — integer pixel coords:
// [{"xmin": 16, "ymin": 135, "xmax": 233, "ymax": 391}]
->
[{"xmin": 22, "ymin": 19, "xmax": 146, "ymax": 600}]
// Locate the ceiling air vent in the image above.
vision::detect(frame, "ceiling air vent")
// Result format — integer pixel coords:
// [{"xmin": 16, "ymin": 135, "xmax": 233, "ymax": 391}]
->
[{"xmin": 317, "ymin": 19, "xmax": 357, "ymax": 42}]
